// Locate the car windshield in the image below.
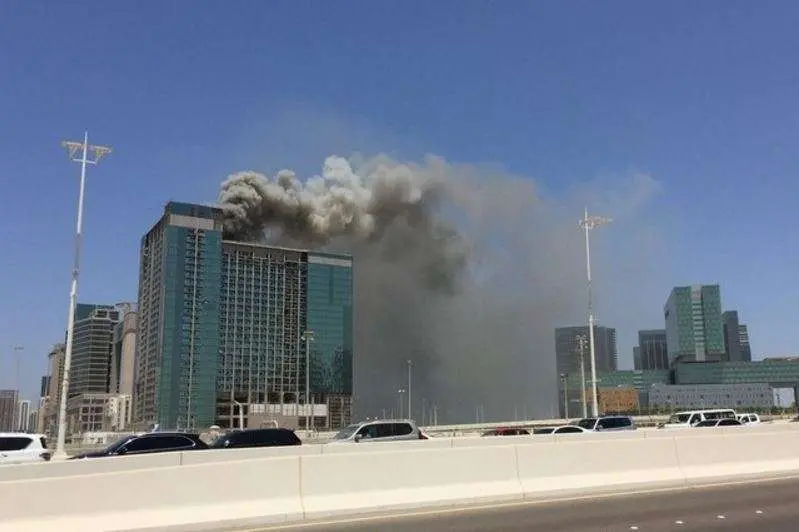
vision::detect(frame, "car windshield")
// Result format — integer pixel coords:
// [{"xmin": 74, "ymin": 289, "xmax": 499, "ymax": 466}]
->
[
  {"xmin": 333, "ymin": 424, "xmax": 360, "ymax": 440},
  {"xmin": 576, "ymin": 418, "xmax": 597, "ymax": 429},
  {"xmin": 668, "ymin": 414, "xmax": 691, "ymax": 424}
]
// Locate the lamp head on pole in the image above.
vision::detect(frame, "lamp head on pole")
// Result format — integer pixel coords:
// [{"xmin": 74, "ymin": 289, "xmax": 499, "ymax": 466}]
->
[{"xmin": 579, "ymin": 211, "xmax": 613, "ymax": 231}]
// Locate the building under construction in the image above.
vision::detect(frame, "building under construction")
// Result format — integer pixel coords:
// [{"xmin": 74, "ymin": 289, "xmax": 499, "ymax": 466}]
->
[{"xmin": 134, "ymin": 202, "xmax": 353, "ymax": 431}]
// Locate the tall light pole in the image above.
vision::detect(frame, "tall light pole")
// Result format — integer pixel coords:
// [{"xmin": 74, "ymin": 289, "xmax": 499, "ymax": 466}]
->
[
  {"xmin": 55, "ymin": 133, "xmax": 111, "ymax": 459},
  {"xmin": 579, "ymin": 208, "xmax": 611, "ymax": 418},
  {"xmin": 560, "ymin": 373, "xmax": 569, "ymax": 419},
  {"xmin": 407, "ymin": 360, "xmax": 413, "ymax": 420},
  {"xmin": 575, "ymin": 334, "xmax": 588, "ymax": 417},
  {"xmin": 301, "ymin": 331, "xmax": 315, "ymax": 434}
]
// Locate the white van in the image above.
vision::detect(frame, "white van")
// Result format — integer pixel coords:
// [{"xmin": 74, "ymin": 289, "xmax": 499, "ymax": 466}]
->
[{"xmin": 661, "ymin": 409, "xmax": 737, "ymax": 429}]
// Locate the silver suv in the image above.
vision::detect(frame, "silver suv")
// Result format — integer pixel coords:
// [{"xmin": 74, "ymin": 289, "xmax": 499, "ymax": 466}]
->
[
  {"xmin": 329, "ymin": 419, "xmax": 427, "ymax": 444},
  {"xmin": 574, "ymin": 416, "xmax": 636, "ymax": 432}
]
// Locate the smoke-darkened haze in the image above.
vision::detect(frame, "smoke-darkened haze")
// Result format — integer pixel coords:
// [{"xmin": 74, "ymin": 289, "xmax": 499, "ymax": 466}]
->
[{"xmin": 218, "ymin": 154, "xmax": 661, "ymax": 423}]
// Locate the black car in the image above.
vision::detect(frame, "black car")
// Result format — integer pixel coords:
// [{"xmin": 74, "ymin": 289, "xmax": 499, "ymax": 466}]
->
[
  {"xmin": 211, "ymin": 428, "xmax": 302, "ymax": 449},
  {"xmin": 70, "ymin": 432, "xmax": 208, "ymax": 459}
]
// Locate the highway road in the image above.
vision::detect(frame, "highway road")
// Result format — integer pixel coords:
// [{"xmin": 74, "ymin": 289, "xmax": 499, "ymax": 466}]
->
[{"xmin": 251, "ymin": 476, "xmax": 799, "ymax": 531}]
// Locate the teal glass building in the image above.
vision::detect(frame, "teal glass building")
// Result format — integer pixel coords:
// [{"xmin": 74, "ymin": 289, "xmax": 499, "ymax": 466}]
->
[
  {"xmin": 664, "ymin": 285, "xmax": 725, "ymax": 364},
  {"xmin": 135, "ymin": 202, "xmax": 223, "ymax": 430},
  {"xmin": 134, "ymin": 202, "xmax": 353, "ymax": 430}
]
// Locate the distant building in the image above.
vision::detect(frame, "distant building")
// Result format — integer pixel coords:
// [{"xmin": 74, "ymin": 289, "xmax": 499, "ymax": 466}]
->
[
  {"xmin": 69, "ymin": 303, "xmax": 120, "ymax": 397},
  {"xmin": 722, "ymin": 310, "xmax": 752, "ymax": 362},
  {"xmin": 648, "ymin": 382, "xmax": 773, "ymax": 411},
  {"xmin": 664, "ymin": 285, "xmax": 725, "ymax": 364},
  {"xmin": 637, "ymin": 329, "xmax": 669, "ymax": 370},
  {"xmin": 739, "ymin": 324, "xmax": 752, "ymax": 362},
  {"xmin": 633, "ymin": 346, "xmax": 642, "ymax": 370},
  {"xmin": 555, "ymin": 326, "xmax": 618, "ymax": 417},
  {"xmin": 28, "ymin": 409, "xmax": 38, "ymax": 434},
  {"xmin": 0, "ymin": 390, "xmax": 19, "ymax": 432},
  {"xmin": 16, "ymin": 400, "xmax": 30, "ymax": 432},
  {"xmin": 111, "ymin": 303, "xmax": 137, "ymax": 396},
  {"xmin": 595, "ymin": 387, "xmax": 639, "ymax": 414},
  {"xmin": 42, "ymin": 344, "xmax": 66, "ymax": 437},
  {"xmin": 39, "ymin": 376, "xmax": 50, "ymax": 399}
]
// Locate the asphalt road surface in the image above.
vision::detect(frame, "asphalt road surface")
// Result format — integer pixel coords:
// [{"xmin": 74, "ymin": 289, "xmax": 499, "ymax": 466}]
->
[{"xmin": 252, "ymin": 476, "xmax": 799, "ymax": 531}]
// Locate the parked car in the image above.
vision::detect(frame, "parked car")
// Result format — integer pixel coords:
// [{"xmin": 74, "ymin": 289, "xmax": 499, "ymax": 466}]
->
[
  {"xmin": 70, "ymin": 432, "xmax": 208, "ymax": 459},
  {"xmin": 694, "ymin": 418, "xmax": 743, "ymax": 428},
  {"xmin": 660, "ymin": 409, "xmax": 737, "ymax": 429},
  {"xmin": 212, "ymin": 428, "xmax": 301, "ymax": 449},
  {"xmin": 481, "ymin": 427, "xmax": 530, "ymax": 437},
  {"xmin": 534, "ymin": 426, "xmax": 589, "ymax": 435},
  {"xmin": 737, "ymin": 413, "xmax": 762, "ymax": 425},
  {"xmin": 573, "ymin": 416, "xmax": 636, "ymax": 432},
  {"xmin": 329, "ymin": 419, "xmax": 427, "ymax": 444},
  {"xmin": 0, "ymin": 433, "xmax": 51, "ymax": 465}
]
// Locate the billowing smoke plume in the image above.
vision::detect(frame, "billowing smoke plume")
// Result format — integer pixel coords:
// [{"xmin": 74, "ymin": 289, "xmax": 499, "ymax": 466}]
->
[{"xmin": 218, "ymin": 155, "xmax": 662, "ymax": 423}]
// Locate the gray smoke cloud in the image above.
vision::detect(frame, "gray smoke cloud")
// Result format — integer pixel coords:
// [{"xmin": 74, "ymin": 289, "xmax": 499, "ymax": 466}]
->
[{"xmin": 218, "ymin": 154, "xmax": 661, "ymax": 424}]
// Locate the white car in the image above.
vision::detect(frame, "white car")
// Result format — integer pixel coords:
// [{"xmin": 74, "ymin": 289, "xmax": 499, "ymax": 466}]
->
[
  {"xmin": 737, "ymin": 413, "xmax": 762, "ymax": 425},
  {"xmin": 0, "ymin": 433, "xmax": 51, "ymax": 465}
]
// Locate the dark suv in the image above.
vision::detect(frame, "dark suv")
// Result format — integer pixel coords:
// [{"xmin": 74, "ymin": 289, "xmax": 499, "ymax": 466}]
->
[
  {"xmin": 211, "ymin": 428, "xmax": 302, "ymax": 449},
  {"xmin": 70, "ymin": 432, "xmax": 208, "ymax": 459}
]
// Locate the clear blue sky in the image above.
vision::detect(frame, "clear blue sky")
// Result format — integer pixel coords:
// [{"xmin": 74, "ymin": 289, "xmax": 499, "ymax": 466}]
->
[{"xmin": 2, "ymin": 1, "xmax": 799, "ymax": 399}]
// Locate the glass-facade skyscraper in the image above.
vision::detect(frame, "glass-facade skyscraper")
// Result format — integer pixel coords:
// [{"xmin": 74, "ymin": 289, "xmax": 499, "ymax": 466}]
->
[
  {"xmin": 134, "ymin": 201, "xmax": 353, "ymax": 430},
  {"xmin": 664, "ymin": 285, "xmax": 724, "ymax": 364}
]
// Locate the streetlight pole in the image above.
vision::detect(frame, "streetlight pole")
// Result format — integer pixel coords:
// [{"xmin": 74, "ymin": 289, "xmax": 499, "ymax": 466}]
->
[
  {"xmin": 302, "ymin": 331, "xmax": 315, "ymax": 434},
  {"xmin": 560, "ymin": 373, "xmax": 569, "ymax": 419},
  {"xmin": 407, "ymin": 360, "xmax": 413, "ymax": 420},
  {"xmin": 579, "ymin": 208, "xmax": 611, "ymax": 418},
  {"xmin": 55, "ymin": 133, "xmax": 111, "ymax": 459},
  {"xmin": 575, "ymin": 334, "xmax": 588, "ymax": 417},
  {"xmin": 397, "ymin": 388, "xmax": 405, "ymax": 418}
]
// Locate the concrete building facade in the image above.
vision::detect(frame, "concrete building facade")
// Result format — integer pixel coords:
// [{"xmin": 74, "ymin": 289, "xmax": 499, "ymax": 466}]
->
[
  {"xmin": 0, "ymin": 390, "xmax": 19, "ymax": 432},
  {"xmin": 648, "ymin": 382, "xmax": 773, "ymax": 411},
  {"xmin": 111, "ymin": 304, "xmax": 137, "ymax": 396}
]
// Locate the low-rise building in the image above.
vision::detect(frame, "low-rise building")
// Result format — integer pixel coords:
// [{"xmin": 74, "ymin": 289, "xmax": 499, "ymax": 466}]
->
[{"xmin": 648, "ymin": 382, "xmax": 773, "ymax": 411}]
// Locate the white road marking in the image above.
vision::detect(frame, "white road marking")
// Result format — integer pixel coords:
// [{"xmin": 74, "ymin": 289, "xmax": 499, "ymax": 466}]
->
[
  {"xmin": 716, "ymin": 515, "xmax": 726, "ymax": 519},
  {"xmin": 629, "ymin": 527, "xmax": 639, "ymax": 531}
]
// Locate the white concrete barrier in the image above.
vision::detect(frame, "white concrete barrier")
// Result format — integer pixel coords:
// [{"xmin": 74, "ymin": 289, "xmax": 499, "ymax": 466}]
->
[
  {"xmin": 301, "ymin": 445, "xmax": 523, "ymax": 519},
  {"xmin": 5, "ymin": 429, "xmax": 799, "ymax": 531},
  {"xmin": 518, "ymin": 437, "xmax": 684, "ymax": 498},
  {"xmin": 180, "ymin": 444, "xmax": 323, "ymax": 465},
  {"xmin": 675, "ymin": 429, "xmax": 799, "ymax": 484},
  {"xmin": 0, "ymin": 452, "xmax": 182, "ymax": 482},
  {"xmin": 0, "ymin": 456, "xmax": 304, "ymax": 532}
]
